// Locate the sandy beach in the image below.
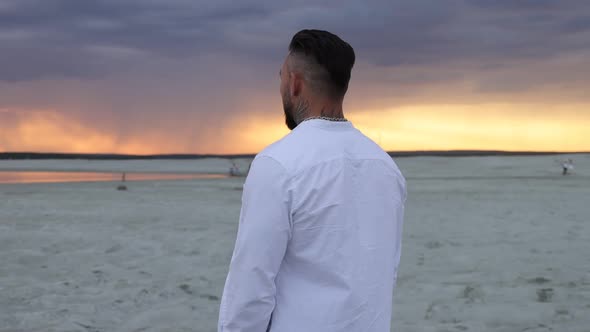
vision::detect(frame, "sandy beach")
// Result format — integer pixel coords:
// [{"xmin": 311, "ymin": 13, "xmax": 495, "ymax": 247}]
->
[{"xmin": 1, "ymin": 154, "xmax": 589, "ymax": 332}]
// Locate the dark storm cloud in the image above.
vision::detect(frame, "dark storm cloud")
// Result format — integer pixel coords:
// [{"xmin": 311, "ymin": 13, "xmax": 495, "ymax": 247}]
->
[
  {"xmin": 561, "ymin": 16, "xmax": 590, "ymax": 33},
  {"xmin": 0, "ymin": 0, "xmax": 274, "ymax": 81},
  {"xmin": 1, "ymin": 0, "xmax": 589, "ymax": 154},
  {"xmin": 336, "ymin": 0, "xmax": 590, "ymax": 67},
  {"xmin": 1, "ymin": 0, "xmax": 589, "ymax": 86},
  {"xmin": 465, "ymin": 0, "xmax": 581, "ymax": 11}
]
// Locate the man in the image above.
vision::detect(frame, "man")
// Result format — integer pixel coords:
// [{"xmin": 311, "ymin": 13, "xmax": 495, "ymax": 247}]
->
[{"xmin": 218, "ymin": 29, "xmax": 406, "ymax": 332}]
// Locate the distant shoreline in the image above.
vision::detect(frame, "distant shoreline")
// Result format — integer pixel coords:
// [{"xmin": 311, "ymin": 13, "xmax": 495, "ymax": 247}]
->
[{"xmin": 0, "ymin": 151, "xmax": 587, "ymax": 160}]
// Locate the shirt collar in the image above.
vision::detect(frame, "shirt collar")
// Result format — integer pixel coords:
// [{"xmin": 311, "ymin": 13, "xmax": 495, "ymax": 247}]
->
[{"xmin": 296, "ymin": 119, "xmax": 355, "ymax": 131}]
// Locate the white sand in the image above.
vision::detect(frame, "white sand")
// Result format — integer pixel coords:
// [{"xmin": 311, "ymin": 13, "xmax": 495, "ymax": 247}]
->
[{"xmin": 0, "ymin": 154, "xmax": 588, "ymax": 332}]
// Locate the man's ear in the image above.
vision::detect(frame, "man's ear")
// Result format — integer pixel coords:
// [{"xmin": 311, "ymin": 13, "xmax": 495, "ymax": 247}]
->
[{"xmin": 289, "ymin": 72, "xmax": 303, "ymax": 98}]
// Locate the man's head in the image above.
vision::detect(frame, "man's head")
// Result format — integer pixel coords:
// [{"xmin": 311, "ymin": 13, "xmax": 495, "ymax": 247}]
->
[{"xmin": 280, "ymin": 29, "xmax": 355, "ymax": 130}]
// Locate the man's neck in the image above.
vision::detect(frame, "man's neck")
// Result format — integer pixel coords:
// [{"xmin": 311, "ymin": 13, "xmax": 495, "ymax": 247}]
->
[
  {"xmin": 306, "ymin": 99, "xmax": 345, "ymax": 120},
  {"xmin": 292, "ymin": 95, "xmax": 346, "ymax": 126}
]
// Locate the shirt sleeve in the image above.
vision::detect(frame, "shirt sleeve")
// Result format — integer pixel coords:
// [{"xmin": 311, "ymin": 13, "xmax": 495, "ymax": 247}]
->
[{"xmin": 218, "ymin": 156, "xmax": 292, "ymax": 332}]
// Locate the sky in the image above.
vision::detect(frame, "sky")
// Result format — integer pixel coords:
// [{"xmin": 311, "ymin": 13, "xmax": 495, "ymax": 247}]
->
[{"xmin": 1, "ymin": 0, "xmax": 589, "ymax": 154}]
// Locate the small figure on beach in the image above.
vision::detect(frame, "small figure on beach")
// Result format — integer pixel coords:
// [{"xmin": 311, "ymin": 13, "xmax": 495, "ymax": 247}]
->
[
  {"xmin": 116, "ymin": 172, "xmax": 127, "ymax": 190},
  {"xmin": 561, "ymin": 159, "xmax": 574, "ymax": 175},
  {"xmin": 229, "ymin": 161, "xmax": 239, "ymax": 176},
  {"xmin": 229, "ymin": 161, "xmax": 244, "ymax": 177}
]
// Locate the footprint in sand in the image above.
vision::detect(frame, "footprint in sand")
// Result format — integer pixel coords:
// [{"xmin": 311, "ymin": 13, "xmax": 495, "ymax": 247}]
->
[
  {"xmin": 536, "ymin": 288, "xmax": 554, "ymax": 303},
  {"xmin": 527, "ymin": 277, "xmax": 551, "ymax": 285},
  {"xmin": 178, "ymin": 284, "xmax": 193, "ymax": 295},
  {"xmin": 425, "ymin": 240, "xmax": 443, "ymax": 249},
  {"xmin": 458, "ymin": 284, "xmax": 485, "ymax": 304},
  {"xmin": 199, "ymin": 294, "xmax": 219, "ymax": 301}
]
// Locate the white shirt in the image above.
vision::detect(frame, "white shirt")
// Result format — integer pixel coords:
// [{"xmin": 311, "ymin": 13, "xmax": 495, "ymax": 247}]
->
[{"xmin": 219, "ymin": 119, "xmax": 406, "ymax": 332}]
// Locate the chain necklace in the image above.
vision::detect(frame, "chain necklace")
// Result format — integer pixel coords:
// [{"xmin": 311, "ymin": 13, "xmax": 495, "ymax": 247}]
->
[{"xmin": 301, "ymin": 116, "xmax": 348, "ymax": 123}]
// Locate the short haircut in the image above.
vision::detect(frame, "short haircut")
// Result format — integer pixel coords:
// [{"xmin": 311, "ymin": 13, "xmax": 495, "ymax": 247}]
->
[{"xmin": 288, "ymin": 29, "xmax": 355, "ymax": 98}]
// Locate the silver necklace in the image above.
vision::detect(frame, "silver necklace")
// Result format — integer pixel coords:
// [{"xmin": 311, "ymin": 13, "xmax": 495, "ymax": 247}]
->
[{"xmin": 302, "ymin": 116, "xmax": 348, "ymax": 123}]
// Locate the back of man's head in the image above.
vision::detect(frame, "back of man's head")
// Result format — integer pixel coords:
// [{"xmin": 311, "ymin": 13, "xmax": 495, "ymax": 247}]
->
[{"xmin": 288, "ymin": 29, "xmax": 355, "ymax": 99}]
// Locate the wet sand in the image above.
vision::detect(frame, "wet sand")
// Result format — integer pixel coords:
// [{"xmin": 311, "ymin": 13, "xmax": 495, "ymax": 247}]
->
[{"xmin": 0, "ymin": 155, "xmax": 588, "ymax": 332}]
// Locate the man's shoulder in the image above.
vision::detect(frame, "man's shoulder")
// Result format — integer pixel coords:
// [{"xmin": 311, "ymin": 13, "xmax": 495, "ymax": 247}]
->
[
  {"xmin": 255, "ymin": 124, "xmax": 401, "ymax": 171},
  {"xmin": 255, "ymin": 134, "xmax": 297, "ymax": 171}
]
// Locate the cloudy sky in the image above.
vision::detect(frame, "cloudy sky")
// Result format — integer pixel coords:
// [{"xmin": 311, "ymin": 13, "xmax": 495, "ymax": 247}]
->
[{"xmin": 1, "ymin": 0, "xmax": 589, "ymax": 154}]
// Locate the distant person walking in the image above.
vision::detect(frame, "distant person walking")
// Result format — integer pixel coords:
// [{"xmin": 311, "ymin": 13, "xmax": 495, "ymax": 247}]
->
[
  {"xmin": 561, "ymin": 159, "xmax": 574, "ymax": 175},
  {"xmin": 218, "ymin": 29, "xmax": 407, "ymax": 332}
]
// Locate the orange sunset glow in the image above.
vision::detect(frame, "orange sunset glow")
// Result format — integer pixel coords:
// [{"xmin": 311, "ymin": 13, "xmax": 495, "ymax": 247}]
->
[{"xmin": 1, "ymin": 104, "xmax": 588, "ymax": 154}]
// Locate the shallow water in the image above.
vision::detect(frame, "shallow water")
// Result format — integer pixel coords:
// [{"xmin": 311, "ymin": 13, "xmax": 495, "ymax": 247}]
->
[{"xmin": 0, "ymin": 171, "xmax": 227, "ymax": 184}]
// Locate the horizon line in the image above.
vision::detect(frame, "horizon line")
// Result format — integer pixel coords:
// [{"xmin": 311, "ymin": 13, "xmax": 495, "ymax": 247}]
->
[{"xmin": 1, "ymin": 150, "xmax": 588, "ymax": 160}]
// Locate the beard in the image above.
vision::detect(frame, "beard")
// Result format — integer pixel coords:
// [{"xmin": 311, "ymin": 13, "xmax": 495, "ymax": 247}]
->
[{"xmin": 282, "ymin": 92, "xmax": 298, "ymax": 130}]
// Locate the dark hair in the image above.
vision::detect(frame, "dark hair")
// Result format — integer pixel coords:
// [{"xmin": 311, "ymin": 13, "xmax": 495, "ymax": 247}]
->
[{"xmin": 289, "ymin": 29, "xmax": 355, "ymax": 98}]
